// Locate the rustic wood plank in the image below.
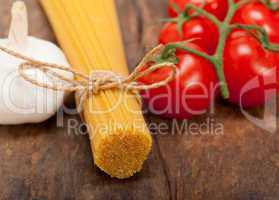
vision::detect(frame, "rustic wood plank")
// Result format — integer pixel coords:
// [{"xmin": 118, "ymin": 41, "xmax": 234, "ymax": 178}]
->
[
  {"xmin": 151, "ymin": 104, "xmax": 279, "ymax": 200},
  {"xmin": 0, "ymin": 0, "xmax": 278, "ymax": 200}
]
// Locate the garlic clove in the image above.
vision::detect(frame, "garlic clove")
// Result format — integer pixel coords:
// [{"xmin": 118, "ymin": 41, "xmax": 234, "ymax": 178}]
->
[{"xmin": 0, "ymin": 1, "xmax": 73, "ymax": 124}]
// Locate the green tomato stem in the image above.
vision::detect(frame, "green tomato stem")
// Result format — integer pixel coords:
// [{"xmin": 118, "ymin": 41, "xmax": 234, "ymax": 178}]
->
[
  {"xmin": 180, "ymin": 1, "xmax": 241, "ymax": 99},
  {"xmin": 164, "ymin": 43, "xmax": 214, "ymax": 61},
  {"xmin": 211, "ymin": 2, "xmax": 238, "ymax": 98},
  {"xmin": 183, "ymin": 3, "xmax": 222, "ymax": 26},
  {"xmin": 181, "ymin": 0, "xmax": 251, "ymax": 99},
  {"xmin": 163, "ymin": 42, "xmax": 230, "ymax": 98},
  {"xmin": 231, "ymin": 23, "xmax": 279, "ymax": 52},
  {"xmin": 170, "ymin": 2, "xmax": 181, "ymax": 14},
  {"xmin": 213, "ymin": 25, "xmax": 231, "ymax": 99},
  {"xmin": 160, "ymin": 18, "xmax": 178, "ymax": 23}
]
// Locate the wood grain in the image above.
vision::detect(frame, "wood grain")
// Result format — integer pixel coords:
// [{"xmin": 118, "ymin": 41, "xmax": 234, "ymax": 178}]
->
[{"xmin": 0, "ymin": 0, "xmax": 278, "ymax": 199}]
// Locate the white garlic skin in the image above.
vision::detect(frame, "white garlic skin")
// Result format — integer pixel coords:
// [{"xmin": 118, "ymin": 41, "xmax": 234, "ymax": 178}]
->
[{"xmin": 0, "ymin": 36, "xmax": 72, "ymax": 124}]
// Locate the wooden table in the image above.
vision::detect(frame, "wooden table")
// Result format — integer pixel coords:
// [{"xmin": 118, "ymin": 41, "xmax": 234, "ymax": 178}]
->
[{"xmin": 0, "ymin": 0, "xmax": 278, "ymax": 199}]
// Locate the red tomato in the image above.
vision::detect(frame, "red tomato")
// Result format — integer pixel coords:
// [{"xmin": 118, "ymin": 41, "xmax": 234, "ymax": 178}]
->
[
  {"xmin": 159, "ymin": 17, "xmax": 219, "ymax": 54},
  {"xmin": 224, "ymin": 30, "xmax": 278, "ymax": 107},
  {"xmin": 233, "ymin": 2, "xmax": 279, "ymax": 44},
  {"xmin": 168, "ymin": 0, "xmax": 228, "ymax": 20},
  {"xmin": 138, "ymin": 44, "xmax": 218, "ymax": 119},
  {"xmin": 274, "ymin": 11, "xmax": 279, "ymax": 20}
]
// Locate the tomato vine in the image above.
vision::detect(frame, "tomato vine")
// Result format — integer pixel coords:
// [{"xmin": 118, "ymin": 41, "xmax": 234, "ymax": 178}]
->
[{"xmin": 161, "ymin": 0, "xmax": 279, "ymax": 99}]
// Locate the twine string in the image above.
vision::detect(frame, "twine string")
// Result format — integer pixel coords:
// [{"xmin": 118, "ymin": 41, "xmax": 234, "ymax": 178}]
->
[{"xmin": 0, "ymin": 44, "xmax": 177, "ymax": 112}]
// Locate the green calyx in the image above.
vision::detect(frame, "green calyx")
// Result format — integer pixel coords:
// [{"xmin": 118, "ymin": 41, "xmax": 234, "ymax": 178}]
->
[
  {"xmin": 176, "ymin": 13, "xmax": 188, "ymax": 36},
  {"xmin": 153, "ymin": 47, "xmax": 179, "ymax": 65},
  {"xmin": 162, "ymin": 0, "xmax": 279, "ymax": 99}
]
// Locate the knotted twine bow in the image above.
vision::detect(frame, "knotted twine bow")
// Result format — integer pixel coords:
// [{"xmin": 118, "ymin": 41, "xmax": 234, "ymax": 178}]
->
[{"xmin": 0, "ymin": 45, "xmax": 177, "ymax": 112}]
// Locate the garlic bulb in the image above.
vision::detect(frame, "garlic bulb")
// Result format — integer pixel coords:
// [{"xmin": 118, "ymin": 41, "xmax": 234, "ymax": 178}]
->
[{"xmin": 0, "ymin": 1, "xmax": 72, "ymax": 124}]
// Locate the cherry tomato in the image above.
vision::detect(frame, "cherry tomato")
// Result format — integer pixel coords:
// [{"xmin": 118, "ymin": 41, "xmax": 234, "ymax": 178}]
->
[
  {"xmin": 233, "ymin": 2, "xmax": 279, "ymax": 44},
  {"xmin": 138, "ymin": 44, "xmax": 218, "ymax": 119},
  {"xmin": 159, "ymin": 17, "xmax": 219, "ymax": 54},
  {"xmin": 168, "ymin": 0, "xmax": 228, "ymax": 20},
  {"xmin": 224, "ymin": 30, "xmax": 278, "ymax": 107}
]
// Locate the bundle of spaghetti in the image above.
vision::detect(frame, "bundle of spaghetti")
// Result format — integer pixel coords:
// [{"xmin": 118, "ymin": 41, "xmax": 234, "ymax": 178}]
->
[{"xmin": 40, "ymin": 0, "xmax": 152, "ymax": 179}]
